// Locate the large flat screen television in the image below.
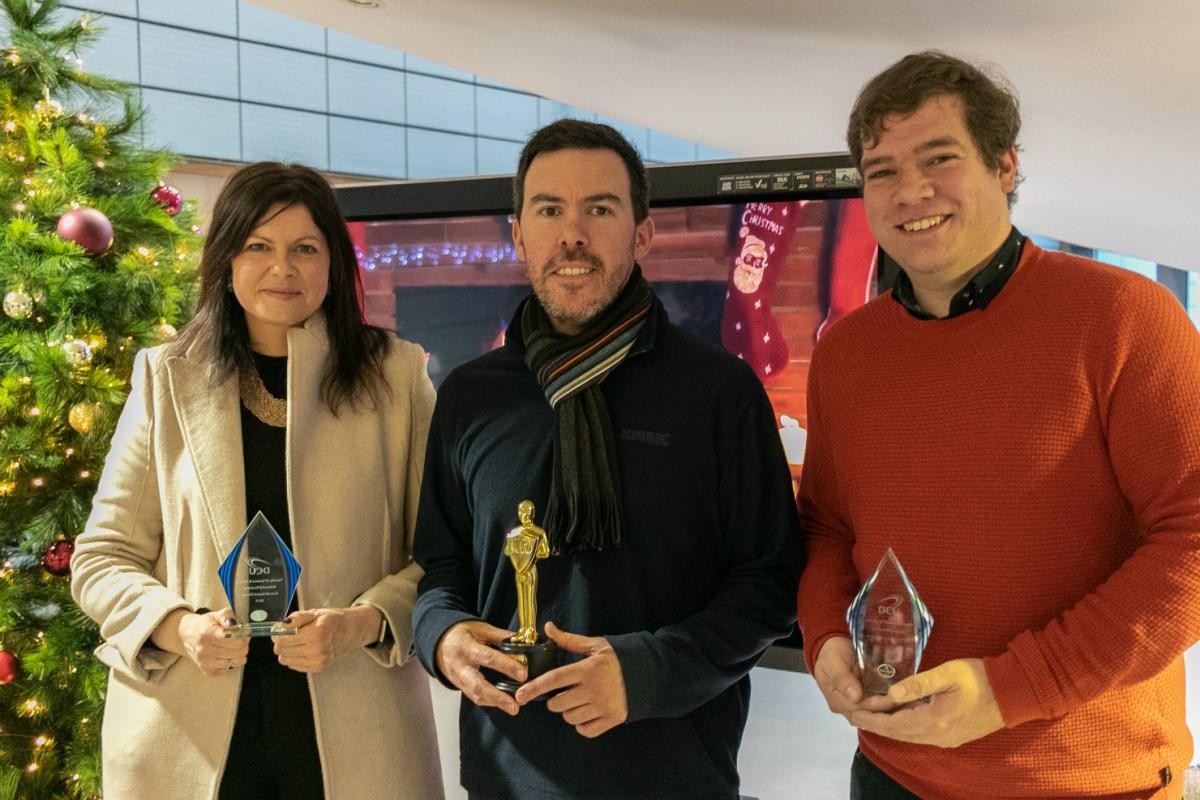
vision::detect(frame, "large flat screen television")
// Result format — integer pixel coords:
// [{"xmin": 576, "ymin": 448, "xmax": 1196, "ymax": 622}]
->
[{"xmin": 336, "ymin": 154, "xmax": 880, "ymax": 668}]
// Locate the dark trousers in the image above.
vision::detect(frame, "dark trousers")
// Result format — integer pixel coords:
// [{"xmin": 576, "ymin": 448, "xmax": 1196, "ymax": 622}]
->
[
  {"xmin": 219, "ymin": 659, "xmax": 325, "ymax": 800},
  {"xmin": 850, "ymin": 749, "xmax": 921, "ymax": 800}
]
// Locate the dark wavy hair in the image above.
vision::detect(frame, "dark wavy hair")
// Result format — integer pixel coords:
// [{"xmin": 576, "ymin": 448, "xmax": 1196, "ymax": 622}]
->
[
  {"xmin": 847, "ymin": 50, "xmax": 1023, "ymax": 205},
  {"xmin": 171, "ymin": 162, "xmax": 389, "ymax": 414},
  {"xmin": 513, "ymin": 119, "xmax": 650, "ymax": 223}
]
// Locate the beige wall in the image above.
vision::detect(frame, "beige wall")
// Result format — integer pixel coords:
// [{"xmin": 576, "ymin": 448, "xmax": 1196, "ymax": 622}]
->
[{"xmin": 166, "ymin": 160, "xmax": 378, "ymax": 232}]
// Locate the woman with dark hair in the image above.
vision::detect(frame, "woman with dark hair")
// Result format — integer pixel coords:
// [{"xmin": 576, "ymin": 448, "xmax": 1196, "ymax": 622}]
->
[{"xmin": 71, "ymin": 162, "xmax": 444, "ymax": 799}]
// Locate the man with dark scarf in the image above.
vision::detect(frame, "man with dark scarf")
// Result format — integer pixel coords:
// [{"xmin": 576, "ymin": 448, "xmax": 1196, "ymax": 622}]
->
[{"xmin": 412, "ymin": 120, "xmax": 802, "ymax": 800}]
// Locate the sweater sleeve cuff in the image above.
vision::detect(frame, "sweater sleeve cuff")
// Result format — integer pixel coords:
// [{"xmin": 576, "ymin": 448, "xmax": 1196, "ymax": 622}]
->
[
  {"xmin": 803, "ymin": 630, "xmax": 849, "ymax": 675},
  {"xmin": 414, "ymin": 607, "xmax": 478, "ymax": 689},
  {"xmin": 99, "ymin": 592, "xmax": 193, "ymax": 683},
  {"xmin": 606, "ymin": 631, "xmax": 660, "ymax": 723},
  {"xmin": 351, "ymin": 600, "xmax": 401, "ymax": 667},
  {"xmin": 984, "ymin": 630, "xmax": 1068, "ymax": 728}
]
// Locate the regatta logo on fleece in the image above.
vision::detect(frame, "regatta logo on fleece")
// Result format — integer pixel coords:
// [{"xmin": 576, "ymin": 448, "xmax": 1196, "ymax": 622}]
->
[{"xmin": 620, "ymin": 428, "xmax": 671, "ymax": 448}]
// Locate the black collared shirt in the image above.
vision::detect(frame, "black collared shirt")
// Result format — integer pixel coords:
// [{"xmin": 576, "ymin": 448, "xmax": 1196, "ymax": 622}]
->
[{"xmin": 890, "ymin": 227, "xmax": 1025, "ymax": 319}]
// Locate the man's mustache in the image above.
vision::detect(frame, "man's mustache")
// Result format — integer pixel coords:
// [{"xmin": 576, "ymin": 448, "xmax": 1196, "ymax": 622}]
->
[{"xmin": 545, "ymin": 248, "xmax": 603, "ymax": 270}]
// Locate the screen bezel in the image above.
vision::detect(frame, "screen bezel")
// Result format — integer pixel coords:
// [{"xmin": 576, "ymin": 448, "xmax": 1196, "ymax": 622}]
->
[{"xmin": 337, "ymin": 153, "xmax": 863, "ymax": 221}]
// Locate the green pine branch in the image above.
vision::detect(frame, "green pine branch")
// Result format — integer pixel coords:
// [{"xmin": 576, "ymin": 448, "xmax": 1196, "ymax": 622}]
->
[{"xmin": 1, "ymin": 0, "xmax": 201, "ymax": 795}]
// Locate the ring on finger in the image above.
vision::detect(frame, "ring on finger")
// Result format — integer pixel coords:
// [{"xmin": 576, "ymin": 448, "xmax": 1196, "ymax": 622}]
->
[{"xmin": 224, "ymin": 658, "xmax": 235, "ymax": 670}]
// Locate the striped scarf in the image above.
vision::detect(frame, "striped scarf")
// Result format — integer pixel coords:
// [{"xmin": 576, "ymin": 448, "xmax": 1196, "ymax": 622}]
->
[{"xmin": 521, "ymin": 266, "xmax": 654, "ymax": 553}]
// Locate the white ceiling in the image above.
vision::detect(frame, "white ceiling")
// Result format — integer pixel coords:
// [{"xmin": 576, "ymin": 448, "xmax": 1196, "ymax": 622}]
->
[{"xmin": 250, "ymin": 0, "xmax": 1200, "ymax": 271}]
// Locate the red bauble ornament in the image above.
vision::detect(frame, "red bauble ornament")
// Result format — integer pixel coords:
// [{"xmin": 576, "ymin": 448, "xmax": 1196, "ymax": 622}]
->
[
  {"xmin": 56, "ymin": 207, "xmax": 113, "ymax": 254},
  {"xmin": 151, "ymin": 183, "xmax": 182, "ymax": 216},
  {"xmin": 0, "ymin": 650, "xmax": 18, "ymax": 685},
  {"xmin": 42, "ymin": 539, "xmax": 75, "ymax": 576}
]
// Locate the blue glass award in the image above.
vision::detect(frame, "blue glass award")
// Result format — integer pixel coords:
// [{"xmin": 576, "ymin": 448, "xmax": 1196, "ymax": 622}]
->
[
  {"xmin": 846, "ymin": 548, "xmax": 933, "ymax": 696},
  {"xmin": 217, "ymin": 511, "xmax": 302, "ymax": 638}
]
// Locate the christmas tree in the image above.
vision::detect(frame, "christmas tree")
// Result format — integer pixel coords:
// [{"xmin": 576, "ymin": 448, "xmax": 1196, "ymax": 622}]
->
[{"xmin": 0, "ymin": 1, "xmax": 200, "ymax": 796}]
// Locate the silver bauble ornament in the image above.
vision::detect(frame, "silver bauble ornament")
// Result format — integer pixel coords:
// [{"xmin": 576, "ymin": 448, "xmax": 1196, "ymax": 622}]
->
[
  {"xmin": 3, "ymin": 288, "xmax": 33, "ymax": 319},
  {"xmin": 62, "ymin": 338, "xmax": 93, "ymax": 367}
]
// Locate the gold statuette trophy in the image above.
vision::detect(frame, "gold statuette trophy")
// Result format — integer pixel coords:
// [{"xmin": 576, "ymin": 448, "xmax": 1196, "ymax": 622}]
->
[{"xmin": 487, "ymin": 500, "xmax": 559, "ymax": 695}]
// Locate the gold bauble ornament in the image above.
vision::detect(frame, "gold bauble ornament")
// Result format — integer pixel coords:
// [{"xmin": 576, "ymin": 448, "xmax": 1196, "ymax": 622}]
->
[
  {"xmin": 153, "ymin": 320, "xmax": 177, "ymax": 341},
  {"xmin": 34, "ymin": 96, "xmax": 62, "ymax": 124},
  {"xmin": 3, "ymin": 288, "xmax": 33, "ymax": 319},
  {"xmin": 68, "ymin": 402, "xmax": 100, "ymax": 434},
  {"xmin": 62, "ymin": 338, "xmax": 93, "ymax": 367},
  {"xmin": 86, "ymin": 332, "xmax": 107, "ymax": 350}
]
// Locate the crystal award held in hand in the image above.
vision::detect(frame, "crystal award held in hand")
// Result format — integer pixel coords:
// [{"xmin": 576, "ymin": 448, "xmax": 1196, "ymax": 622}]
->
[
  {"xmin": 845, "ymin": 548, "xmax": 933, "ymax": 696},
  {"xmin": 217, "ymin": 511, "xmax": 302, "ymax": 638}
]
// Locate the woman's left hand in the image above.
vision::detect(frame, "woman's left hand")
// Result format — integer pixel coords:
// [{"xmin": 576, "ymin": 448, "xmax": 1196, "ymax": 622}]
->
[{"xmin": 272, "ymin": 606, "xmax": 382, "ymax": 673}]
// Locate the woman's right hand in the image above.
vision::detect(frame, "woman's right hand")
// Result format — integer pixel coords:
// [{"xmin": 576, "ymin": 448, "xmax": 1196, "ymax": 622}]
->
[{"xmin": 150, "ymin": 607, "xmax": 250, "ymax": 677}]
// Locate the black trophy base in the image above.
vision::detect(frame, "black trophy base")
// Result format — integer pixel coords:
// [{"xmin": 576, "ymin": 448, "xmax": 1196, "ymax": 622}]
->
[{"xmin": 484, "ymin": 637, "xmax": 558, "ymax": 697}]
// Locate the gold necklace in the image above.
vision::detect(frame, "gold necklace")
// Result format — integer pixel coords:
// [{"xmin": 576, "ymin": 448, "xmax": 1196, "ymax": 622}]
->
[{"xmin": 239, "ymin": 361, "xmax": 286, "ymax": 428}]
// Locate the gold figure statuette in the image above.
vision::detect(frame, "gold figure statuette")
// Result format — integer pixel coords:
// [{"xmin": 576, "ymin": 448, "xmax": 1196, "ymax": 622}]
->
[{"xmin": 505, "ymin": 500, "xmax": 550, "ymax": 645}]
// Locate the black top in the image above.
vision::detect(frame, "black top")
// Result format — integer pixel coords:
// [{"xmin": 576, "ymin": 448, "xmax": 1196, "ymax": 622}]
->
[
  {"xmin": 413, "ymin": 299, "xmax": 802, "ymax": 799},
  {"xmin": 240, "ymin": 352, "xmax": 293, "ymax": 672},
  {"xmin": 890, "ymin": 226, "xmax": 1025, "ymax": 319}
]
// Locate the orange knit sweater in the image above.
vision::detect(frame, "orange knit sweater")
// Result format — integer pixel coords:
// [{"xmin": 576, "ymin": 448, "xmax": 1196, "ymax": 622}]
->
[{"xmin": 797, "ymin": 243, "xmax": 1200, "ymax": 799}]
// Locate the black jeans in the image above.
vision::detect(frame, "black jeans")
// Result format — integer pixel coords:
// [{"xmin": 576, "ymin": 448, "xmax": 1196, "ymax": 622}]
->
[
  {"xmin": 219, "ymin": 658, "xmax": 324, "ymax": 800},
  {"xmin": 850, "ymin": 749, "xmax": 921, "ymax": 800}
]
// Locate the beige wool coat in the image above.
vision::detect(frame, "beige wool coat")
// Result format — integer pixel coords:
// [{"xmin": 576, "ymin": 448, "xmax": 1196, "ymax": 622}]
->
[{"xmin": 71, "ymin": 315, "xmax": 444, "ymax": 800}]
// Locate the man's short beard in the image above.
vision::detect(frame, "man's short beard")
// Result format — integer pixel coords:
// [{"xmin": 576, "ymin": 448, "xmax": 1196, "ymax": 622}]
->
[{"xmin": 528, "ymin": 246, "xmax": 635, "ymax": 332}]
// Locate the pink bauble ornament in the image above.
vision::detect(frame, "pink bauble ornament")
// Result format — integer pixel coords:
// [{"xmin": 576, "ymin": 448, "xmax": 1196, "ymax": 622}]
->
[
  {"xmin": 151, "ymin": 183, "xmax": 182, "ymax": 216},
  {"xmin": 42, "ymin": 539, "xmax": 75, "ymax": 576},
  {"xmin": 57, "ymin": 207, "xmax": 113, "ymax": 254}
]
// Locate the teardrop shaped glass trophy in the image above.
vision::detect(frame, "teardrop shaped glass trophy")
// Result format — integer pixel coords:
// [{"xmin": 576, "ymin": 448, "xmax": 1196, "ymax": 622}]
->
[
  {"xmin": 217, "ymin": 511, "xmax": 302, "ymax": 638},
  {"xmin": 845, "ymin": 548, "xmax": 933, "ymax": 696}
]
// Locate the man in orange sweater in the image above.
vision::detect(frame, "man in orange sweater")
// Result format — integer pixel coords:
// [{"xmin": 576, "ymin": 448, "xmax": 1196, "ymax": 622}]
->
[{"xmin": 797, "ymin": 50, "xmax": 1200, "ymax": 798}]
